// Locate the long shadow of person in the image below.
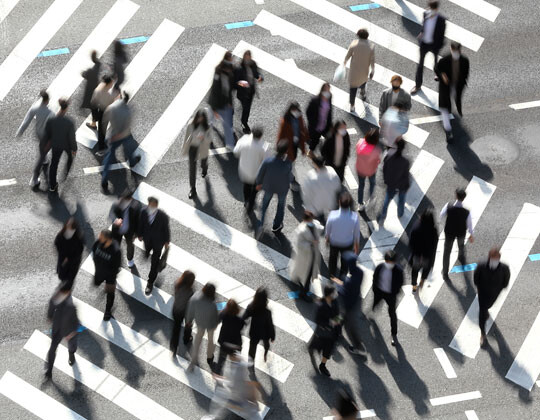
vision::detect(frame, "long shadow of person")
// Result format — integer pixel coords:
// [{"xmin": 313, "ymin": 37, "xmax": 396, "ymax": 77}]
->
[
  {"xmin": 355, "ymin": 355, "xmax": 393, "ymax": 419},
  {"xmin": 259, "ymin": 377, "xmax": 294, "ymax": 420},
  {"xmin": 424, "ymin": 306, "xmax": 465, "ymax": 365},
  {"xmin": 47, "ymin": 377, "xmax": 94, "ymax": 419},
  {"xmin": 73, "ymin": 200, "xmax": 96, "ymax": 251},
  {"xmin": 47, "ymin": 191, "xmax": 71, "ymax": 224}
]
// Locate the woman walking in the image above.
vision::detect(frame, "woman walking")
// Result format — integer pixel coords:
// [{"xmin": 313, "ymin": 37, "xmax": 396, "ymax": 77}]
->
[
  {"xmin": 216, "ymin": 299, "xmax": 245, "ymax": 373},
  {"xmin": 234, "ymin": 50, "xmax": 263, "ymax": 134},
  {"xmin": 306, "ymin": 83, "xmax": 333, "ymax": 154},
  {"xmin": 54, "ymin": 218, "xmax": 84, "ymax": 289},
  {"xmin": 355, "ymin": 128, "xmax": 381, "ymax": 211},
  {"xmin": 81, "ymin": 50, "xmax": 101, "ymax": 116},
  {"xmin": 170, "ymin": 271, "xmax": 195, "ymax": 356},
  {"xmin": 243, "ymin": 287, "xmax": 275, "ymax": 362},
  {"xmin": 409, "ymin": 210, "xmax": 438, "ymax": 292},
  {"xmin": 321, "ymin": 120, "xmax": 351, "ymax": 182}
]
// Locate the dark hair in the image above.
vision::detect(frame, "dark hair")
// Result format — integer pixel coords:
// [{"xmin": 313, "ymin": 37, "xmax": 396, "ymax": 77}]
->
[
  {"xmin": 323, "ymin": 285, "xmax": 335, "ymax": 298},
  {"xmin": 90, "ymin": 50, "xmax": 98, "ymax": 63},
  {"xmin": 39, "ymin": 90, "xmax": 49, "ymax": 102},
  {"xmin": 102, "ymin": 75, "xmax": 113, "ymax": 84},
  {"xmin": 100, "ymin": 229, "xmax": 113, "ymax": 240},
  {"xmin": 276, "ymin": 139, "xmax": 289, "ymax": 156},
  {"xmin": 202, "ymin": 283, "xmax": 216, "ymax": 300},
  {"xmin": 114, "ymin": 40, "xmax": 126, "ymax": 57},
  {"xmin": 223, "ymin": 298, "xmax": 240, "ymax": 316},
  {"xmin": 332, "ymin": 119, "xmax": 347, "ymax": 136},
  {"xmin": 311, "ymin": 155, "xmax": 325, "ymax": 168},
  {"xmin": 395, "ymin": 138, "xmax": 406, "ymax": 155},
  {"xmin": 148, "ymin": 196, "xmax": 158, "ymax": 205},
  {"xmin": 428, "ymin": 1, "xmax": 439, "ymax": 10},
  {"xmin": 122, "ymin": 91, "xmax": 130, "ymax": 103},
  {"xmin": 251, "ymin": 287, "xmax": 268, "ymax": 313},
  {"xmin": 216, "ymin": 51, "xmax": 233, "ymax": 73},
  {"xmin": 193, "ymin": 109, "xmax": 209, "ymax": 131},
  {"xmin": 302, "ymin": 211, "xmax": 314, "ymax": 222},
  {"xmin": 357, "ymin": 29, "xmax": 369, "ymax": 39},
  {"xmin": 319, "ymin": 82, "xmax": 331, "ymax": 96},
  {"xmin": 339, "ymin": 191, "xmax": 353, "ymax": 209},
  {"xmin": 242, "ymin": 50, "xmax": 252, "ymax": 62},
  {"xmin": 59, "ymin": 217, "xmax": 83, "ymax": 240},
  {"xmin": 384, "ymin": 250, "xmax": 397, "ymax": 262},
  {"xmin": 252, "ymin": 127, "xmax": 263, "ymax": 139},
  {"xmin": 284, "ymin": 101, "xmax": 301, "ymax": 120},
  {"xmin": 58, "ymin": 98, "xmax": 69, "ymax": 110},
  {"xmin": 364, "ymin": 128, "xmax": 379, "ymax": 145},
  {"xmin": 450, "ymin": 41, "xmax": 462, "ymax": 51},
  {"xmin": 455, "ymin": 188, "xmax": 467, "ymax": 201},
  {"xmin": 175, "ymin": 270, "xmax": 195, "ymax": 291}
]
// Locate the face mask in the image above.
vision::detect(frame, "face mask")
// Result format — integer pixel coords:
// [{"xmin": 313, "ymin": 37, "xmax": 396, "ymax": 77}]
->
[
  {"xmin": 451, "ymin": 51, "xmax": 460, "ymax": 60},
  {"xmin": 147, "ymin": 206, "xmax": 158, "ymax": 216},
  {"xmin": 489, "ymin": 259, "xmax": 499, "ymax": 270},
  {"xmin": 321, "ymin": 91, "xmax": 331, "ymax": 99},
  {"xmin": 338, "ymin": 128, "xmax": 347, "ymax": 136},
  {"xmin": 384, "ymin": 262, "xmax": 395, "ymax": 270},
  {"xmin": 392, "ymin": 85, "xmax": 400, "ymax": 91},
  {"xmin": 291, "ymin": 110, "xmax": 301, "ymax": 118},
  {"xmin": 64, "ymin": 228, "xmax": 75, "ymax": 239}
]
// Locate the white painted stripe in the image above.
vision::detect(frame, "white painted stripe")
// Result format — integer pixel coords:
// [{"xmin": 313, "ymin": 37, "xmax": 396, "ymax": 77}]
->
[
  {"xmin": 0, "ymin": 371, "xmax": 86, "ymax": 420},
  {"xmin": 509, "ymin": 100, "xmax": 540, "ymax": 110},
  {"xmin": 410, "ymin": 115, "xmax": 454, "ymax": 125},
  {"xmin": 47, "ymin": 0, "xmax": 139, "ymax": 111},
  {"xmin": 0, "ymin": 178, "xmax": 17, "ymax": 186},
  {"xmin": 24, "ymin": 330, "xmax": 183, "ymax": 420},
  {"xmin": 346, "ymin": 128, "xmax": 358, "ymax": 135},
  {"xmin": 0, "ymin": 0, "xmax": 82, "ymax": 101},
  {"xmin": 433, "ymin": 347, "xmax": 457, "ymax": 379},
  {"xmin": 447, "ymin": 0, "xmax": 500, "ymax": 22},
  {"xmin": 465, "ymin": 411, "xmax": 479, "ymax": 420},
  {"xmin": 234, "ymin": 40, "xmax": 429, "ymax": 148},
  {"xmin": 322, "ymin": 408, "xmax": 377, "ymax": 419},
  {"xmin": 0, "ymin": 0, "xmax": 20, "ymax": 23},
  {"xmin": 374, "ymin": 0, "xmax": 484, "ymax": 51},
  {"xmin": 255, "ymin": 0, "xmax": 265, "ymax": 4},
  {"xmin": 449, "ymin": 203, "xmax": 540, "ymax": 359},
  {"xmin": 254, "ymin": 10, "xmax": 439, "ymax": 111},
  {"xmin": 344, "ymin": 166, "xmax": 358, "ymax": 190},
  {"xmin": 76, "ymin": 19, "xmax": 183, "ymax": 148},
  {"xmin": 72, "ymin": 296, "xmax": 270, "ymax": 418},
  {"xmin": 359, "ymin": 150, "xmax": 443, "ymax": 298},
  {"xmin": 288, "ymin": 0, "xmax": 438, "ymax": 69},
  {"xmin": 131, "ymin": 44, "xmax": 226, "ymax": 177},
  {"xmin": 430, "ymin": 391, "xmax": 481, "ymax": 406},
  {"xmin": 80, "ymin": 257, "xmax": 294, "ymax": 382},
  {"xmin": 396, "ymin": 176, "xmax": 496, "ymax": 328}
]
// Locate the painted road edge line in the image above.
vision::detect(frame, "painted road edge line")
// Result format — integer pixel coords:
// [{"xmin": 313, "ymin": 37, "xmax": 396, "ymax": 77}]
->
[
  {"xmin": 509, "ymin": 100, "xmax": 540, "ymax": 110},
  {"xmin": 433, "ymin": 348, "xmax": 457, "ymax": 379},
  {"xmin": 0, "ymin": 178, "xmax": 17, "ymax": 186},
  {"xmin": 430, "ymin": 390, "xmax": 481, "ymax": 406}
]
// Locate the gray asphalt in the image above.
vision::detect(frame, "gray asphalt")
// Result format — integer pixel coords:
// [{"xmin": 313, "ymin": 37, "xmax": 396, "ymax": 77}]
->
[{"xmin": 1, "ymin": 0, "xmax": 540, "ymax": 419}]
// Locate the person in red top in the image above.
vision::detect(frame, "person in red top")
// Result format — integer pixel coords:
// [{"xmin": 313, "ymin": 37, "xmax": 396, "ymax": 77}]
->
[{"xmin": 355, "ymin": 128, "xmax": 381, "ymax": 211}]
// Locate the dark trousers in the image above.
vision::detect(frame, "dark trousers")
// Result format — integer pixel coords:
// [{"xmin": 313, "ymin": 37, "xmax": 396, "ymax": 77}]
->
[
  {"xmin": 442, "ymin": 234, "xmax": 465, "ymax": 275},
  {"xmin": 478, "ymin": 302, "xmax": 491, "ymax": 336},
  {"xmin": 329, "ymin": 244, "xmax": 353, "ymax": 278},
  {"xmin": 411, "ymin": 256, "xmax": 433, "ymax": 286},
  {"xmin": 124, "ymin": 233, "xmax": 135, "ymax": 261},
  {"xmin": 332, "ymin": 164, "xmax": 345, "ymax": 182},
  {"xmin": 248, "ymin": 337, "xmax": 270, "ymax": 360},
  {"xmin": 90, "ymin": 107, "xmax": 106, "ymax": 150},
  {"xmin": 243, "ymin": 183, "xmax": 257, "ymax": 212},
  {"xmin": 49, "ymin": 148, "xmax": 73, "ymax": 189},
  {"xmin": 309, "ymin": 130, "xmax": 325, "ymax": 151},
  {"xmin": 239, "ymin": 95, "xmax": 253, "ymax": 127},
  {"xmin": 32, "ymin": 138, "xmax": 51, "ymax": 183},
  {"xmin": 415, "ymin": 42, "xmax": 440, "ymax": 88},
  {"xmin": 373, "ymin": 289, "xmax": 398, "ymax": 336},
  {"xmin": 170, "ymin": 309, "xmax": 192, "ymax": 353},
  {"xmin": 188, "ymin": 146, "xmax": 208, "ymax": 192},
  {"xmin": 349, "ymin": 83, "xmax": 367, "ymax": 105},
  {"xmin": 145, "ymin": 243, "xmax": 165, "ymax": 283},
  {"xmin": 46, "ymin": 332, "xmax": 77, "ymax": 374}
]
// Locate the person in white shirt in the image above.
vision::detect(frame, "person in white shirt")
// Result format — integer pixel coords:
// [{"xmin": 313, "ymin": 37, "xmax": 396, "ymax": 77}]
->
[{"xmin": 233, "ymin": 127, "xmax": 269, "ymax": 212}]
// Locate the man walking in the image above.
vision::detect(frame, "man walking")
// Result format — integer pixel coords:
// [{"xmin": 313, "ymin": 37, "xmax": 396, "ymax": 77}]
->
[
  {"xmin": 110, "ymin": 191, "xmax": 141, "ymax": 268},
  {"xmin": 474, "ymin": 248, "xmax": 510, "ymax": 347},
  {"xmin": 138, "ymin": 197, "xmax": 170, "ymax": 295},
  {"xmin": 344, "ymin": 29, "xmax": 375, "ymax": 111},
  {"xmin": 411, "ymin": 1, "xmax": 446, "ymax": 95},
  {"xmin": 379, "ymin": 75, "xmax": 411, "ymax": 122},
  {"xmin": 440, "ymin": 188, "xmax": 474, "ymax": 281},
  {"xmin": 92, "ymin": 230, "xmax": 121, "ymax": 321},
  {"xmin": 90, "ymin": 74, "xmax": 116, "ymax": 154},
  {"xmin": 379, "ymin": 139, "xmax": 410, "ymax": 223}
]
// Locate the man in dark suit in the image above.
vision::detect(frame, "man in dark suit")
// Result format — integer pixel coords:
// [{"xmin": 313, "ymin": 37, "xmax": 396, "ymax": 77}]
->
[
  {"xmin": 435, "ymin": 41, "xmax": 470, "ymax": 141},
  {"xmin": 372, "ymin": 251, "xmax": 404, "ymax": 346},
  {"xmin": 109, "ymin": 190, "xmax": 141, "ymax": 268},
  {"xmin": 379, "ymin": 75, "xmax": 411, "ymax": 121},
  {"xmin": 138, "ymin": 196, "xmax": 170, "ymax": 294},
  {"xmin": 474, "ymin": 248, "xmax": 510, "ymax": 347},
  {"xmin": 411, "ymin": 1, "xmax": 446, "ymax": 94}
]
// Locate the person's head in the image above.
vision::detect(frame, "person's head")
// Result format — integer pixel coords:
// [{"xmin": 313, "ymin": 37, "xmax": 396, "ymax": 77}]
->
[
  {"xmin": 455, "ymin": 188, "xmax": 467, "ymax": 202},
  {"xmin": 420, "ymin": 209, "xmax": 435, "ymax": 228},
  {"xmin": 114, "ymin": 40, "xmax": 124, "ymax": 55},
  {"xmin": 102, "ymin": 74, "xmax": 113, "ymax": 86},
  {"xmin": 333, "ymin": 120, "xmax": 348, "ymax": 137},
  {"xmin": 276, "ymin": 139, "xmax": 289, "ymax": 157},
  {"xmin": 252, "ymin": 287, "xmax": 268, "ymax": 312},
  {"xmin": 147, "ymin": 197, "xmax": 159, "ymax": 214},
  {"xmin": 252, "ymin": 127, "xmax": 263, "ymax": 141},
  {"xmin": 338, "ymin": 191, "xmax": 353, "ymax": 210},
  {"xmin": 193, "ymin": 109, "xmax": 209, "ymax": 130},
  {"xmin": 428, "ymin": 1, "xmax": 439, "ymax": 11},
  {"xmin": 218, "ymin": 51, "xmax": 234, "ymax": 72},
  {"xmin": 323, "ymin": 285, "xmax": 336, "ymax": 302},
  {"xmin": 488, "ymin": 247, "xmax": 501, "ymax": 268},
  {"xmin": 450, "ymin": 41, "xmax": 462, "ymax": 59},
  {"xmin": 319, "ymin": 82, "xmax": 332, "ymax": 100},
  {"xmin": 39, "ymin": 89, "xmax": 49, "ymax": 104},
  {"xmin": 58, "ymin": 98, "xmax": 69, "ymax": 114},
  {"xmin": 60, "ymin": 217, "xmax": 81, "ymax": 240},
  {"xmin": 303, "ymin": 210, "xmax": 314, "ymax": 223},
  {"xmin": 285, "ymin": 101, "xmax": 302, "ymax": 120},
  {"xmin": 119, "ymin": 190, "xmax": 133, "ymax": 209},
  {"xmin": 202, "ymin": 282, "xmax": 216, "ymax": 301},
  {"xmin": 98, "ymin": 229, "xmax": 113, "ymax": 245},
  {"xmin": 223, "ymin": 298, "xmax": 240, "ymax": 316},
  {"xmin": 311, "ymin": 155, "xmax": 325, "ymax": 170},
  {"xmin": 384, "ymin": 250, "xmax": 397, "ymax": 269},
  {"xmin": 90, "ymin": 50, "xmax": 98, "ymax": 63},
  {"xmin": 242, "ymin": 50, "xmax": 252, "ymax": 64},
  {"xmin": 395, "ymin": 137, "xmax": 406, "ymax": 155},
  {"xmin": 176, "ymin": 270, "xmax": 195, "ymax": 290},
  {"xmin": 390, "ymin": 75, "xmax": 402, "ymax": 91},
  {"xmin": 357, "ymin": 29, "xmax": 369, "ymax": 40},
  {"xmin": 364, "ymin": 128, "xmax": 379, "ymax": 145}
]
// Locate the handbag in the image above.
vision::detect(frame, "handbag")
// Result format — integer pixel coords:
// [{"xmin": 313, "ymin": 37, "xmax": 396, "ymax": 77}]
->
[{"xmin": 333, "ymin": 64, "xmax": 347, "ymax": 83}]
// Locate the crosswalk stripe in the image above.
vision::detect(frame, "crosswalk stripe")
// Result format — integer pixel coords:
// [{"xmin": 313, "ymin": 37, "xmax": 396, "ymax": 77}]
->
[
  {"xmin": 288, "ymin": 0, "xmax": 437, "ymax": 69},
  {"xmin": 0, "ymin": 0, "xmax": 20, "ymax": 23},
  {"xmin": 396, "ymin": 176, "xmax": 496, "ymax": 328},
  {"xmin": 449, "ymin": 203, "xmax": 540, "ymax": 359},
  {"xmin": 373, "ymin": 0, "xmax": 484, "ymax": 51},
  {"xmin": 430, "ymin": 390, "xmax": 481, "ymax": 406},
  {"xmin": 131, "ymin": 44, "xmax": 226, "ymax": 177},
  {"xmin": 80, "ymin": 256, "xmax": 295, "ymax": 382},
  {"xmin": 24, "ymin": 330, "xmax": 184, "ymax": 420},
  {"xmin": 509, "ymin": 100, "xmax": 540, "ymax": 110},
  {"xmin": 359, "ymin": 150, "xmax": 444, "ymax": 298},
  {"xmin": 447, "ymin": 0, "xmax": 500, "ymax": 22},
  {"xmin": 47, "ymin": 0, "xmax": 139, "ymax": 111},
  {"xmin": 76, "ymin": 19, "xmax": 184, "ymax": 148},
  {"xmin": 0, "ymin": 0, "xmax": 83, "ymax": 101},
  {"xmin": 433, "ymin": 347, "xmax": 457, "ymax": 379},
  {"xmin": 0, "ymin": 371, "xmax": 86, "ymax": 420},
  {"xmin": 254, "ymin": 10, "xmax": 439, "ymax": 111},
  {"xmin": 234, "ymin": 41, "xmax": 429, "ymax": 148},
  {"xmin": 72, "ymin": 296, "xmax": 270, "ymax": 418},
  {"xmin": 465, "ymin": 410, "xmax": 480, "ymax": 420},
  {"xmin": 322, "ymin": 409, "xmax": 377, "ymax": 419},
  {"xmin": 344, "ymin": 166, "xmax": 359, "ymax": 190},
  {"xmin": 0, "ymin": 178, "xmax": 17, "ymax": 186}
]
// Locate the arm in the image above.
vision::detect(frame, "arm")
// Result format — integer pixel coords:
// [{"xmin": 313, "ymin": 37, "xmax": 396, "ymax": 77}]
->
[
  {"xmin": 16, "ymin": 103, "xmax": 37, "ymax": 137},
  {"xmin": 163, "ymin": 213, "xmax": 171, "ymax": 245},
  {"xmin": 69, "ymin": 122, "xmax": 77, "ymax": 153},
  {"xmin": 255, "ymin": 161, "xmax": 267, "ymax": 188},
  {"xmin": 473, "ymin": 266, "xmax": 480, "ymax": 288},
  {"xmin": 344, "ymin": 42, "xmax": 353, "ymax": 65},
  {"xmin": 466, "ymin": 213, "xmax": 474, "ymax": 236},
  {"xmin": 439, "ymin": 203, "xmax": 448, "ymax": 220},
  {"xmin": 403, "ymin": 91, "xmax": 412, "ymax": 112},
  {"xmin": 353, "ymin": 217, "xmax": 361, "ymax": 254},
  {"xmin": 47, "ymin": 298, "xmax": 55, "ymax": 321},
  {"xmin": 267, "ymin": 310, "xmax": 276, "ymax": 342},
  {"xmin": 369, "ymin": 46, "xmax": 375, "ymax": 78}
]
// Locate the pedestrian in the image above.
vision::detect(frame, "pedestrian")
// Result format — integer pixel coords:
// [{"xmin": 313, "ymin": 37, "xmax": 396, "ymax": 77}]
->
[
  {"xmin": 216, "ymin": 299, "xmax": 245, "ymax": 372},
  {"xmin": 186, "ymin": 282, "xmax": 219, "ymax": 370},
  {"xmin": 255, "ymin": 139, "xmax": 293, "ymax": 237},
  {"xmin": 309, "ymin": 285, "xmax": 340, "ymax": 377},
  {"xmin": 331, "ymin": 388, "xmax": 360, "ymax": 420},
  {"xmin": 16, "ymin": 90, "xmax": 53, "ymax": 188},
  {"xmin": 355, "ymin": 128, "xmax": 381, "ymax": 211},
  {"xmin": 474, "ymin": 248, "xmax": 510, "ymax": 347},
  {"xmin": 208, "ymin": 51, "xmax": 236, "ymax": 150},
  {"xmin": 331, "ymin": 251, "xmax": 363, "ymax": 355},
  {"xmin": 306, "ymin": 82, "xmax": 333, "ymax": 154},
  {"xmin": 411, "ymin": 0, "xmax": 446, "ymax": 95},
  {"xmin": 372, "ymin": 251, "xmax": 404, "ymax": 346},
  {"xmin": 440, "ymin": 188, "xmax": 474, "ymax": 281},
  {"xmin": 343, "ymin": 28, "xmax": 375, "ymax": 111},
  {"xmin": 181, "ymin": 109, "xmax": 213, "ymax": 199},
  {"xmin": 44, "ymin": 281, "xmax": 79, "ymax": 380},
  {"xmin": 170, "ymin": 270, "xmax": 195, "ymax": 356},
  {"xmin": 90, "ymin": 74, "xmax": 116, "ymax": 154},
  {"xmin": 45, "ymin": 99, "xmax": 77, "ymax": 192},
  {"xmin": 321, "ymin": 120, "xmax": 351, "ymax": 182},
  {"xmin": 233, "ymin": 127, "xmax": 269, "ymax": 213},
  {"xmin": 80, "ymin": 50, "xmax": 101, "ymax": 115},
  {"xmin": 138, "ymin": 196, "xmax": 170, "ymax": 295},
  {"xmin": 434, "ymin": 41, "xmax": 470, "ymax": 142},
  {"xmin": 112, "ymin": 40, "xmax": 128, "ymax": 92},
  {"xmin": 109, "ymin": 190, "xmax": 141, "ymax": 268},
  {"xmin": 100, "ymin": 92, "xmax": 141, "ymax": 193},
  {"xmin": 379, "ymin": 138, "xmax": 410, "ymax": 223},
  {"xmin": 301, "ymin": 155, "xmax": 341, "ymax": 224},
  {"xmin": 276, "ymin": 101, "xmax": 308, "ymax": 191},
  {"xmin": 54, "ymin": 218, "xmax": 84, "ymax": 289},
  {"xmin": 379, "ymin": 75, "xmax": 411, "ymax": 121},
  {"xmin": 234, "ymin": 50, "xmax": 263, "ymax": 134},
  {"xmin": 325, "ymin": 191, "xmax": 361, "ymax": 278},
  {"xmin": 409, "ymin": 209, "xmax": 438, "ymax": 292},
  {"xmin": 92, "ymin": 230, "xmax": 121, "ymax": 321},
  {"xmin": 242, "ymin": 287, "xmax": 275, "ymax": 363},
  {"xmin": 380, "ymin": 100, "xmax": 410, "ymax": 150},
  {"xmin": 290, "ymin": 211, "xmax": 324, "ymax": 302}
]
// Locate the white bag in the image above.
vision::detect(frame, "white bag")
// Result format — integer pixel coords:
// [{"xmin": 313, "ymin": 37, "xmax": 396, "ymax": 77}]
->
[{"xmin": 333, "ymin": 64, "xmax": 346, "ymax": 83}]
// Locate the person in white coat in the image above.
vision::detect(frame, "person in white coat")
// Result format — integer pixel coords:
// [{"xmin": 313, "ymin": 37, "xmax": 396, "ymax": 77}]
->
[
  {"xmin": 233, "ymin": 127, "xmax": 269, "ymax": 212},
  {"xmin": 301, "ymin": 156, "xmax": 342, "ymax": 224}
]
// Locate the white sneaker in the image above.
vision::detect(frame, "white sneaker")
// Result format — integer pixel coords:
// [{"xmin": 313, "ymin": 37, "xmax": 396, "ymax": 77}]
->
[
  {"xmin": 127, "ymin": 259, "xmax": 134, "ymax": 268},
  {"xmin": 350, "ymin": 105, "xmax": 356, "ymax": 113}
]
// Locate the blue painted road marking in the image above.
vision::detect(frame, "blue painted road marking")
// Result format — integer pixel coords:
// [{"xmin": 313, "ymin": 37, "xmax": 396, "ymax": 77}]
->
[
  {"xmin": 349, "ymin": 3, "xmax": 381, "ymax": 11},
  {"xmin": 225, "ymin": 21, "xmax": 254, "ymax": 29},
  {"xmin": 216, "ymin": 302, "xmax": 227, "ymax": 311},
  {"xmin": 120, "ymin": 35, "xmax": 149, "ymax": 45},
  {"xmin": 287, "ymin": 291, "xmax": 314, "ymax": 300},
  {"xmin": 37, "ymin": 48, "xmax": 70, "ymax": 57},
  {"xmin": 450, "ymin": 263, "xmax": 477, "ymax": 274},
  {"xmin": 529, "ymin": 253, "xmax": 540, "ymax": 261},
  {"xmin": 77, "ymin": 325, "xmax": 87, "ymax": 333}
]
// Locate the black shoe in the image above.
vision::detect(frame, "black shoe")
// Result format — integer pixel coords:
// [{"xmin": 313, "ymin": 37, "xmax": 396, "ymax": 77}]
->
[
  {"xmin": 95, "ymin": 148, "xmax": 107, "ymax": 157},
  {"xmin": 103, "ymin": 312, "xmax": 112, "ymax": 321},
  {"xmin": 242, "ymin": 125, "xmax": 251, "ymax": 134},
  {"xmin": 188, "ymin": 189, "xmax": 197, "ymax": 199},
  {"xmin": 129, "ymin": 155, "xmax": 141, "ymax": 168},
  {"xmin": 445, "ymin": 130, "xmax": 454, "ymax": 143},
  {"xmin": 86, "ymin": 122, "xmax": 97, "ymax": 130},
  {"xmin": 411, "ymin": 86, "xmax": 421, "ymax": 95},
  {"xmin": 319, "ymin": 363, "xmax": 331, "ymax": 377},
  {"xmin": 391, "ymin": 335, "xmax": 397, "ymax": 346},
  {"xmin": 207, "ymin": 356, "xmax": 214, "ymax": 366},
  {"xmin": 44, "ymin": 370, "xmax": 52, "ymax": 381},
  {"xmin": 145, "ymin": 282, "xmax": 153, "ymax": 295},
  {"xmin": 68, "ymin": 352, "xmax": 76, "ymax": 366},
  {"xmin": 101, "ymin": 181, "xmax": 109, "ymax": 194},
  {"xmin": 201, "ymin": 170, "xmax": 207, "ymax": 178},
  {"xmin": 49, "ymin": 184, "xmax": 58, "ymax": 192},
  {"xmin": 272, "ymin": 224, "xmax": 284, "ymax": 233}
]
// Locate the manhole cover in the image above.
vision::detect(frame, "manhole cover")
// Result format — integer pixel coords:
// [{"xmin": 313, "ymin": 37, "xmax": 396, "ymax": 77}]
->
[{"xmin": 469, "ymin": 135, "xmax": 519, "ymax": 165}]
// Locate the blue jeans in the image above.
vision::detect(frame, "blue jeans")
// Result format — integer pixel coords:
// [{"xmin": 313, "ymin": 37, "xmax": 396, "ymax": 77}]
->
[
  {"xmin": 260, "ymin": 190, "xmax": 287, "ymax": 230},
  {"xmin": 358, "ymin": 173, "xmax": 376, "ymax": 204},
  {"xmin": 102, "ymin": 135, "xmax": 138, "ymax": 183},
  {"xmin": 380, "ymin": 188, "xmax": 406, "ymax": 220},
  {"xmin": 216, "ymin": 106, "xmax": 234, "ymax": 148}
]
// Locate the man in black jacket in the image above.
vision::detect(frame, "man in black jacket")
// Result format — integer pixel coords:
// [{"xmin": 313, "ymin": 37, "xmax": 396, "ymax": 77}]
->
[
  {"xmin": 138, "ymin": 196, "xmax": 170, "ymax": 295},
  {"xmin": 110, "ymin": 191, "xmax": 141, "ymax": 268},
  {"xmin": 306, "ymin": 83, "xmax": 333, "ymax": 154},
  {"xmin": 372, "ymin": 251, "xmax": 404, "ymax": 346},
  {"xmin": 92, "ymin": 229, "xmax": 121, "ymax": 320},
  {"xmin": 234, "ymin": 50, "xmax": 263, "ymax": 134},
  {"xmin": 379, "ymin": 139, "xmax": 410, "ymax": 223},
  {"xmin": 475, "ymin": 248, "xmax": 510, "ymax": 347}
]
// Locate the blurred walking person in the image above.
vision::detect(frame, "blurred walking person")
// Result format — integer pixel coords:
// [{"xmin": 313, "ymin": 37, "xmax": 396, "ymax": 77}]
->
[
  {"xmin": 355, "ymin": 128, "xmax": 381, "ymax": 211},
  {"xmin": 54, "ymin": 218, "xmax": 84, "ymax": 290},
  {"xmin": 321, "ymin": 120, "xmax": 351, "ymax": 182},
  {"xmin": 306, "ymin": 83, "xmax": 333, "ymax": 153},
  {"xmin": 170, "ymin": 271, "xmax": 195, "ymax": 356},
  {"xmin": 80, "ymin": 50, "xmax": 101, "ymax": 117},
  {"xmin": 331, "ymin": 388, "xmax": 360, "ymax": 420},
  {"xmin": 216, "ymin": 299, "xmax": 245, "ymax": 373},
  {"xmin": 234, "ymin": 50, "xmax": 263, "ymax": 134},
  {"xmin": 344, "ymin": 28, "xmax": 375, "ymax": 111},
  {"xmin": 380, "ymin": 100, "xmax": 410, "ymax": 150},
  {"xmin": 379, "ymin": 75, "xmax": 411, "ymax": 121},
  {"xmin": 242, "ymin": 287, "xmax": 275, "ymax": 363},
  {"xmin": 90, "ymin": 75, "xmax": 116, "ymax": 154},
  {"xmin": 409, "ymin": 209, "xmax": 438, "ymax": 292},
  {"xmin": 109, "ymin": 191, "xmax": 141, "ymax": 268},
  {"xmin": 112, "ymin": 40, "xmax": 128, "ymax": 92},
  {"xmin": 92, "ymin": 230, "xmax": 121, "ymax": 321}
]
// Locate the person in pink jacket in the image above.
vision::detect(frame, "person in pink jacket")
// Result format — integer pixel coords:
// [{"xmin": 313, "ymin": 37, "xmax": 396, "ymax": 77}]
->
[{"xmin": 355, "ymin": 128, "xmax": 381, "ymax": 211}]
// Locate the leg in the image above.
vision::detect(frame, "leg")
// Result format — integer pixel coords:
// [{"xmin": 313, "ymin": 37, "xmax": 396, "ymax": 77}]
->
[
  {"xmin": 338, "ymin": 245, "xmax": 352, "ymax": 277},
  {"xmin": 367, "ymin": 173, "xmax": 376, "ymax": 199},
  {"xmin": 48, "ymin": 148, "xmax": 62, "ymax": 190},
  {"xmin": 328, "ymin": 245, "xmax": 339, "ymax": 278},
  {"xmin": 64, "ymin": 150, "xmax": 73, "ymax": 179},
  {"xmin": 440, "ymin": 108, "xmax": 452, "ymax": 133},
  {"xmin": 170, "ymin": 314, "xmax": 182, "ymax": 353},
  {"xmin": 385, "ymin": 294, "xmax": 398, "ymax": 336},
  {"xmin": 240, "ymin": 96, "xmax": 253, "ymax": 128},
  {"xmin": 259, "ymin": 191, "xmax": 273, "ymax": 229},
  {"xmin": 105, "ymin": 287, "xmax": 115, "ymax": 315},
  {"xmin": 248, "ymin": 337, "xmax": 258, "ymax": 360},
  {"xmin": 96, "ymin": 109, "xmax": 106, "ymax": 150},
  {"xmin": 442, "ymin": 236, "xmax": 454, "ymax": 278},
  {"xmin": 101, "ymin": 141, "xmax": 122, "ymax": 184},
  {"xmin": 148, "ymin": 245, "xmax": 163, "ymax": 283},
  {"xmin": 190, "ymin": 328, "xmax": 205, "ymax": 366},
  {"xmin": 46, "ymin": 333, "xmax": 62, "ymax": 375},
  {"xmin": 272, "ymin": 191, "xmax": 287, "ymax": 230},
  {"xmin": 67, "ymin": 334, "xmax": 78, "ymax": 361},
  {"xmin": 455, "ymin": 88, "xmax": 463, "ymax": 117},
  {"xmin": 411, "ymin": 257, "xmax": 420, "ymax": 287},
  {"xmin": 478, "ymin": 303, "xmax": 489, "ymax": 337},
  {"xmin": 334, "ymin": 166, "xmax": 345, "ymax": 183},
  {"xmin": 359, "ymin": 82, "xmax": 367, "ymax": 98},
  {"xmin": 124, "ymin": 233, "xmax": 135, "ymax": 262},
  {"xmin": 456, "ymin": 235, "xmax": 466, "ymax": 266},
  {"xmin": 397, "ymin": 190, "xmax": 406, "ymax": 218},
  {"xmin": 243, "ymin": 183, "xmax": 251, "ymax": 205},
  {"xmin": 263, "ymin": 339, "xmax": 270, "ymax": 361},
  {"xmin": 415, "ymin": 43, "xmax": 429, "ymax": 88},
  {"xmin": 349, "ymin": 87, "xmax": 358, "ymax": 106},
  {"xmin": 343, "ymin": 306, "xmax": 362, "ymax": 349},
  {"xmin": 246, "ymin": 184, "xmax": 256, "ymax": 212},
  {"xmin": 379, "ymin": 188, "xmax": 396, "ymax": 221},
  {"xmin": 357, "ymin": 175, "xmax": 366, "ymax": 204},
  {"xmin": 309, "ymin": 130, "xmax": 323, "ymax": 151},
  {"xmin": 200, "ymin": 157, "xmax": 208, "ymax": 178},
  {"xmin": 372, "ymin": 289, "xmax": 383, "ymax": 311},
  {"xmin": 206, "ymin": 328, "xmax": 216, "ymax": 361},
  {"xmin": 188, "ymin": 146, "xmax": 197, "ymax": 193},
  {"xmin": 32, "ymin": 141, "xmax": 49, "ymax": 185}
]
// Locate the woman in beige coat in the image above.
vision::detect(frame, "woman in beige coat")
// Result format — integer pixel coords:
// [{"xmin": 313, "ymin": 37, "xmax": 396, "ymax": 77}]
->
[
  {"xmin": 344, "ymin": 29, "xmax": 375, "ymax": 112},
  {"xmin": 182, "ymin": 109, "xmax": 213, "ymax": 199}
]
